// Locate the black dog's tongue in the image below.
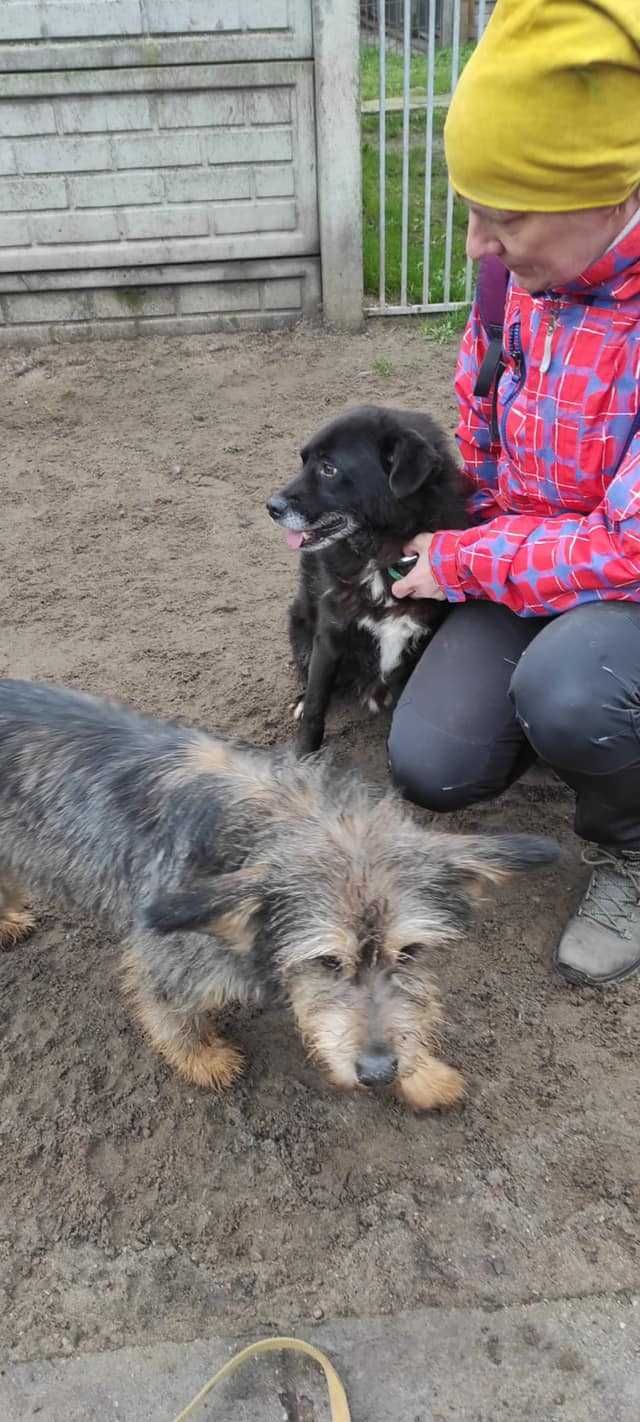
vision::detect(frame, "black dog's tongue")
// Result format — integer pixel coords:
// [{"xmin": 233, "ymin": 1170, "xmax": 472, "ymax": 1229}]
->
[{"xmin": 285, "ymin": 530, "xmax": 306, "ymax": 550}]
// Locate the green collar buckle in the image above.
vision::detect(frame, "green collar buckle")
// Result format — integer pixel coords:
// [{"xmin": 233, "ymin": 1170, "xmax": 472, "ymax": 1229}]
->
[{"xmin": 387, "ymin": 555, "xmax": 418, "ymax": 582}]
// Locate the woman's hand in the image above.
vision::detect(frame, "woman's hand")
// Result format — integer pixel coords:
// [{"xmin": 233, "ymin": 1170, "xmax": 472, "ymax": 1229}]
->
[{"xmin": 390, "ymin": 532, "xmax": 446, "ymax": 601}]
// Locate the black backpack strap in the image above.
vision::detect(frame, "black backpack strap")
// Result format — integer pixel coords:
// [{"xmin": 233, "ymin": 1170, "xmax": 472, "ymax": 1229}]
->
[
  {"xmin": 474, "ymin": 334, "xmax": 505, "ymax": 399},
  {"xmin": 473, "ymin": 256, "xmax": 510, "ymax": 441}
]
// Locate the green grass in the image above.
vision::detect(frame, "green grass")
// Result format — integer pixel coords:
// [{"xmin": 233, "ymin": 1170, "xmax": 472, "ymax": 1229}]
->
[
  {"xmin": 372, "ymin": 354, "xmax": 394, "ymax": 376},
  {"xmin": 362, "ymin": 110, "xmax": 468, "ymax": 306},
  {"xmin": 360, "ymin": 40, "xmax": 473, "ymax": 103},
  {"xmin": 421, "ymin": 308, "xmax": 469, "ymax": 342},
  {"xmin": 361, "ymin": 42, "xmax": 473, "ymax": 308}
]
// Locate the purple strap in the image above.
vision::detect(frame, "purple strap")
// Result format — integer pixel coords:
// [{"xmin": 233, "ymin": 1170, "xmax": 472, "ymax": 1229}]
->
[{"xmin": 475, "ymin": 254, "xmax": 509, "ymax": 338}]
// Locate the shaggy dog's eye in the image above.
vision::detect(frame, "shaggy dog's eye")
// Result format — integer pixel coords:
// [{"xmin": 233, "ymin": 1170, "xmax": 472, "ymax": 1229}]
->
[
  {"xmin": 320, "ymin": 955, "xmax": 343, "ymax": 973},
  {"xmin": 399, "ymin": 943, "xmax": 421, "ymax": 962},
  {"xmin": 320, "ymin": 459, "xmax": 337, "ymax": 479}
]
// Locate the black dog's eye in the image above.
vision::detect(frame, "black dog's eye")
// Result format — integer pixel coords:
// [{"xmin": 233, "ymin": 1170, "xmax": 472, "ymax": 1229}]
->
[
  {"xmin": 320, "ymin": 459, "xmax": 337, "ymax": 479},
  {"xmin": 320, "ymin": 955, "xmax": 343, "ymax": 973}
]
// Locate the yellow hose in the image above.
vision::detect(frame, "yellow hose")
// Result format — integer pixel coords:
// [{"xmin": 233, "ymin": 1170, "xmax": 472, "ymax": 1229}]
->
[{"xmin": 173, "ymin": 1334, "xmax": 351, "ymax": 1422}]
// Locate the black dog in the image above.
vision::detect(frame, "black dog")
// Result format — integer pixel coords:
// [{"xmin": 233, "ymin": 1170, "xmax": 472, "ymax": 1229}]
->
[{"xmin": 267, "ymin": 405, "xmax": 467, "ymax": 754}]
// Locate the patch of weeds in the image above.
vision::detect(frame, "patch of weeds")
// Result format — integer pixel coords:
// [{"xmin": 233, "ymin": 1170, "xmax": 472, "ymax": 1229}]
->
[
  {"xmin": 421, "ymin": 309, "xmax": 469, "ymax": 344},
  {"xmin": 372, "ymin": 355, "xmax": 394, "ymax": 377}
]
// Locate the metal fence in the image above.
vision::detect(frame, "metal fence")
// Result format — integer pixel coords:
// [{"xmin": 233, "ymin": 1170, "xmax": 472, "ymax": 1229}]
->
[
  {"xmin": 361, "ymin": 0, "xmax": 433, "ymax": 49},
  {"xmin": 360, "ymin": 1, "xmax": 483, "ymax": 49},
  {"xmin": 362, "ymin": 0, "xmax": 492, "ymax": 316}
]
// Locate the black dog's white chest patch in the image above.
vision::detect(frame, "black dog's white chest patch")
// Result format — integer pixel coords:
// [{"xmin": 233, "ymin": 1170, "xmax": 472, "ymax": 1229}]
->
[{"xmin": 358, "ymin": 566, "xmax": 428, "ymax": 679}]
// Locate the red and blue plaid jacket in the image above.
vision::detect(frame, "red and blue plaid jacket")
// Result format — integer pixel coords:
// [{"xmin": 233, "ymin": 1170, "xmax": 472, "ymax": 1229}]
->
[{"xmin": 429, "ymin": 225, "xmax": 640, "ymax": 615}]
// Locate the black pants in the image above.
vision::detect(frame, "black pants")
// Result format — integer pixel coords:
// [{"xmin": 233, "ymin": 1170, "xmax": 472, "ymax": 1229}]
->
[{"xmin": 388, "ymin": 600, "xmax": 640, "ymax": 848}]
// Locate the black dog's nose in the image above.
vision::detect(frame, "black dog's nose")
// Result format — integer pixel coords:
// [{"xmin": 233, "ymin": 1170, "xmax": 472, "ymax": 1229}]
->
[
  {"xmin": 266, "ymin": 494, "xmax": 288, "ymax": 521},
  {"xmin": 356, "ymin": 1050, "xmax": 399, "ymax": 1088}
]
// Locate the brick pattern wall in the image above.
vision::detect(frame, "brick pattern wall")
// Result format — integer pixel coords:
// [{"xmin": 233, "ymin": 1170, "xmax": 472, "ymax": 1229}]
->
[
  {"xmin": 0, "ymin": 263, "xmax": 321, "ymax": 340},
  {"xmin": 0, "ymin": 1, "xmax": 322, "ymax": 341},
  {"xmin": 0, "ymin": 1, "xmax": 290, "ymax": 43},
  {"xmin": 0, "ymin": 83, "xmax": 300, "ymax": 256}
]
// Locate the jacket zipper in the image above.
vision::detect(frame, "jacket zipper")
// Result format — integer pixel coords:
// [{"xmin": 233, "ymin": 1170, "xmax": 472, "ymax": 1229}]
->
[
  {"xmin": 499, "ymin": 318, "xmax": 525, "ymax": 459},
  {"xmin": 539, "ymin": 312, "xmax": 559, "ymax": 375}
]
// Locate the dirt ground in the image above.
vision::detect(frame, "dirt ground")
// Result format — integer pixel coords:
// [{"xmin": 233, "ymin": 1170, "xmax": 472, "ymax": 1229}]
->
[{"xmin": 0, "ymin": 323, "xmax": 638, "ymax": 1373}]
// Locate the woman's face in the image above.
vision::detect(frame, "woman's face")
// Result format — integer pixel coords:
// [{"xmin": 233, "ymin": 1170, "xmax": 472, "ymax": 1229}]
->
[{"xmin": 465, "ymin": 196, "xmax": 638, "ymax": 292}]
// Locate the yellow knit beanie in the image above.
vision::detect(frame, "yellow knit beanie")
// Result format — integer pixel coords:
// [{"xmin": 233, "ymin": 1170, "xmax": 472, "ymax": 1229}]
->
[{"xmin": 444, "ymin": 0, "xmax": 640, "ymax": 212}]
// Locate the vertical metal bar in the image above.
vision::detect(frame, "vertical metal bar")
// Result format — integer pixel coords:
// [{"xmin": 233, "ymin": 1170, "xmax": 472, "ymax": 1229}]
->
[
  {"xmin": 442, "ymin": 0, "xmax": 461, "ymax": 304},
  {"xmin": 464, "ymin": 254, "xmax": 474, "ymax": 301},
  {"xmin": 400, "ymin": 0, "xmax": 412, "ymax": 308},
  {"xmin": 421, "ymin": 0, "xmax": 436, "ymax": 304},
  {"xmin": 464, "ymin": 0, "xmax": 487, "ymax": 301},
  {"xmin": 378, "ymin": 0, "xmax": 387, "ymax": 307}
]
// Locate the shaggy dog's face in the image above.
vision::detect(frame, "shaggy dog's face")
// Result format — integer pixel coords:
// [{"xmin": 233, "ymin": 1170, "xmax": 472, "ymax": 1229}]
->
[
  {"xmin": 148, "ymin": 793, "xmax": 558, "ymax": 1111},
  {"xmin": 263, "ymin": 811, "xmax": 557, "ymax": 1110}
]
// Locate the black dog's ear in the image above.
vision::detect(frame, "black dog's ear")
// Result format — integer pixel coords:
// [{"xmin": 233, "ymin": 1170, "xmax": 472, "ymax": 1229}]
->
[
  {"xmin": 144, "ymin": 865, "xmax": 266, "ymax": 949},
  {"xmin": 385, "ymin": 428, "xmax": 444, "ymax": 499}
]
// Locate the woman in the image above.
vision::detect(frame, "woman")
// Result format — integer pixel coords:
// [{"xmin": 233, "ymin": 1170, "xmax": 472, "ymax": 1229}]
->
[{"xmin": 388, "ymin": 0, "xmax": 640, "ymax": 986}]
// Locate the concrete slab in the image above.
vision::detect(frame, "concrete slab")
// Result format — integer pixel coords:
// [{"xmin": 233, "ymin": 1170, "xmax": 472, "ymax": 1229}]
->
[{"xmin": 2, "ymin": 1296, "xmax": 638, "ymax": 1422}]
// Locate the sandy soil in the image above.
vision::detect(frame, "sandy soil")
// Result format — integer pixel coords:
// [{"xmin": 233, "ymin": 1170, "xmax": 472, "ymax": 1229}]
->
[{"xmin": 0, "ymin": 323, "xmax": 637, "ymax": 1366}]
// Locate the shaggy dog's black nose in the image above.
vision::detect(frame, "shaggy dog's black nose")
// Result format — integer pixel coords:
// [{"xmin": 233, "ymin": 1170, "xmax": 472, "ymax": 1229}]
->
[
  {"xmin": 266, "ymin": 494, "xmax": 288, "ymax": 520},
  {"xmin": 356, "ymin": 1050, "xmax": 398, "ymax": 1087}
]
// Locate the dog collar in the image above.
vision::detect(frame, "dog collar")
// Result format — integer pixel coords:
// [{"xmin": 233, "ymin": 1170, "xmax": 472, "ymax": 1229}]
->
[{"xmin": 387, "ymin": 554, "xmax": 418, "ymax": 582}]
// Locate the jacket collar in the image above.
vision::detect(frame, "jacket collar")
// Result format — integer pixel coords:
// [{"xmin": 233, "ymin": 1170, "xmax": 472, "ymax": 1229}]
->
[{"xmin": 558, "ymin": 211, "xmax": 640, "ymax": 302}]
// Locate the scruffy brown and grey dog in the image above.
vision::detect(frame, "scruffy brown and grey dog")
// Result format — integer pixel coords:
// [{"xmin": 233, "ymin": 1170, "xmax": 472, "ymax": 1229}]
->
[{"xmin": 0, "ymin": 679, "xmax": 558, "ymax": 1110}]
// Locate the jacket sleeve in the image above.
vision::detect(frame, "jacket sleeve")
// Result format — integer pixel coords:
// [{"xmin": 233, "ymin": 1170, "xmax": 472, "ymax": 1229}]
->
[
  {"xmin": 454, "ymin": 300, "xmax": 505, "ymax": 523},
  {"xmin": 429, "ymin": 427, "xmax": 640, "ymax": 616}
]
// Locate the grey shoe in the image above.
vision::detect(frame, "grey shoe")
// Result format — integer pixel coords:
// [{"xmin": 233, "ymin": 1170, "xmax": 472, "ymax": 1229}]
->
[{"xmin": 555, "ymin": 847, "xmax": 640, "ymax": 986}]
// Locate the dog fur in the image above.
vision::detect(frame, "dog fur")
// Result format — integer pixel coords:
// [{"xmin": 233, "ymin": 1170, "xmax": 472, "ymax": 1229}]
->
[
  {"xmin": 0, "ymin": 679, "xmax": 558, "ymax": 1109},
  {"xmin": 267, "ymin": 405, "xmax": 467, "ymax": 755}
]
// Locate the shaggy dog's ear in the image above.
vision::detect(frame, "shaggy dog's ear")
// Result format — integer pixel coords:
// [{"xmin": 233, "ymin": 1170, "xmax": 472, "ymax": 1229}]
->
[
  {"xmin": 447, "ymin": 832, "xmax": 560, "ymax": 882},
  {"xmin": 384, "ymin": 427, "xmax": 445, "ymax": 499},
  {"xmin": 421, "ymin": 832, "xmax": 561, "ymax": 890},
  {"xmin": 144, "ymin": 865, "xmax": 266, "ymax": 949}
]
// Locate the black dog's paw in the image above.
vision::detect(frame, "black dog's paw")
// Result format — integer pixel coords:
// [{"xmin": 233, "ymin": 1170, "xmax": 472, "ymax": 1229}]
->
[
  {"xmin": 362, "ymin": 685, "xmax": 393, "ymax": 716},
  {"xmin": 295, "ymin": 718, "xmax": 325, "ymax": 757}
]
